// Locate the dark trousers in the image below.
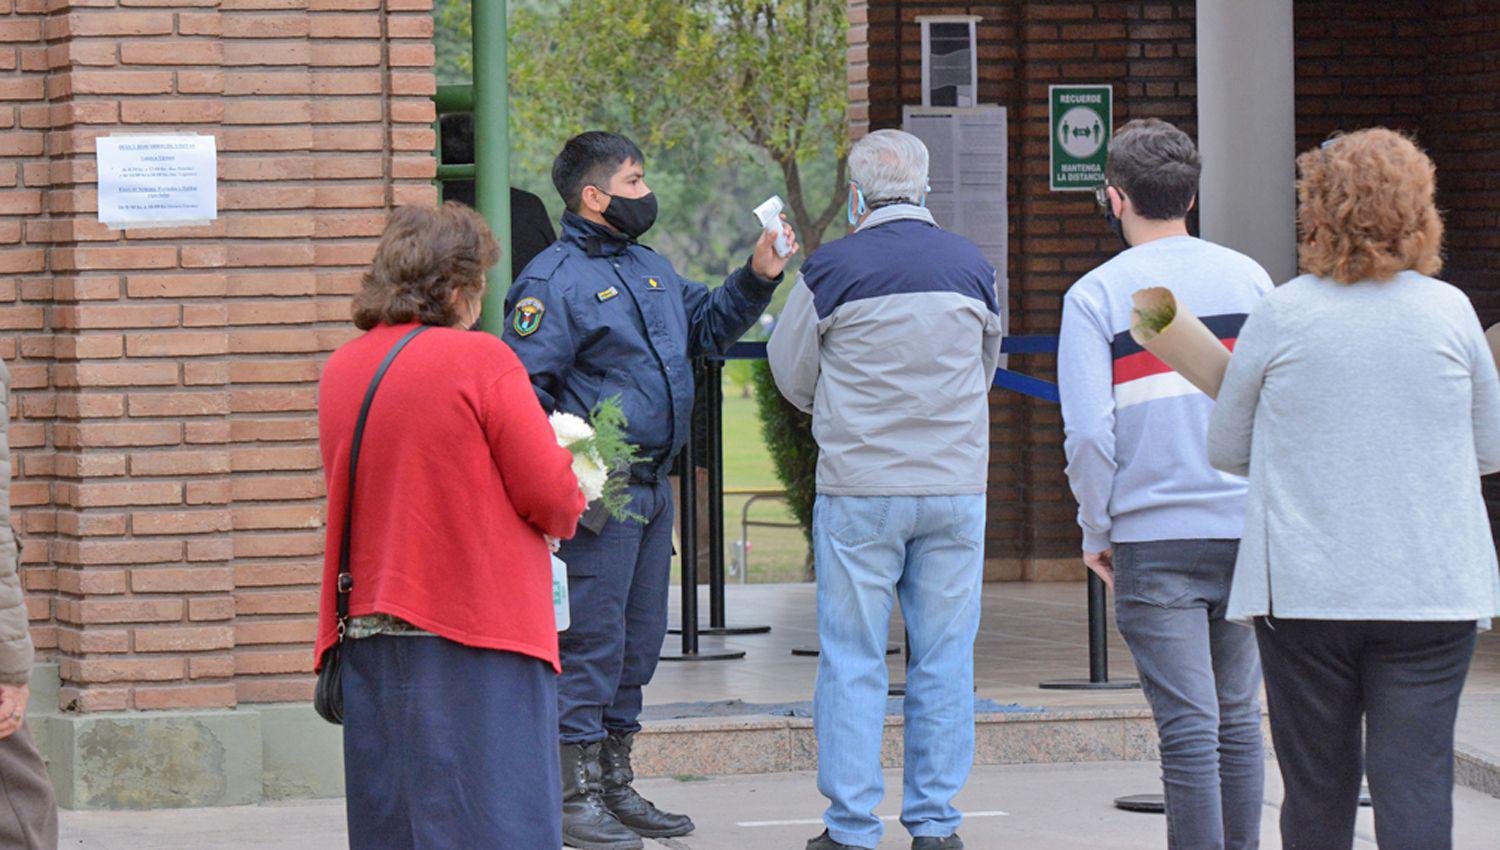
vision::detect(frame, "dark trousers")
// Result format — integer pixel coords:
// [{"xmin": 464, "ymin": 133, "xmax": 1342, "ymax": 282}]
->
[
  {"xmin": 557, "ymin": 479, "xmax": 674, "ymax": 744},
  {"xmin": 343, "ymin": 635, "xmax": 562, "ymax": 850},
  {"xmin": 0, "ymin": 723, "xmax": 57, "ymax": 850},
  {"xmin": 1254, "ymin": 617, "xmax": 1476, "ymax": 850}
]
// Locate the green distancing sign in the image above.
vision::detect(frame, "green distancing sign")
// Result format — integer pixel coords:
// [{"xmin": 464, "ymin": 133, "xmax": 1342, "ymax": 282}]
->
[{"xmin": 1049, "ymin": 84, "xmax": 1112, "ymax": 192}]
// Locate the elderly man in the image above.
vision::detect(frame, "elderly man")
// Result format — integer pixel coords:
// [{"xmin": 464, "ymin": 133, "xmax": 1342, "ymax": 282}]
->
[{"xmin": 769, "ymin": 129, "xmax": 1002, "ymax": 850}]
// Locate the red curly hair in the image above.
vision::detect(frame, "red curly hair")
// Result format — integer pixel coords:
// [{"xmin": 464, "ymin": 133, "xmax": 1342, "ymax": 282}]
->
[{"xmin": 1296, "ymin": 128, "xmax": 1443, "ymax": 284}]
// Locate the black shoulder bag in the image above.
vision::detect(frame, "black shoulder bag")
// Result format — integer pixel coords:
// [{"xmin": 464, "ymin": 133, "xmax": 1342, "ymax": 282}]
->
[{"xmin": 314, "ymin": 325, "xmax": 430, "ymax": 725}]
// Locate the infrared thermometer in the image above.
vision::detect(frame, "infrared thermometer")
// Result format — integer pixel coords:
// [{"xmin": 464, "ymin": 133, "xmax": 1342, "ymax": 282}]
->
[{"xmin": 753, "ymin": 195, "xmax": 794, "ymax": 258}]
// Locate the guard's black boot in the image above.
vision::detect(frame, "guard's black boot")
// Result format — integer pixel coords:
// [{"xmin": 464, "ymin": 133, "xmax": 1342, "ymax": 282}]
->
[
  {"xmin": 599, "ymin": 731, "xmax": 695, "ymax": 838},
  {"xmin": 561, "ymin": 742, "xmax": 643, "ymax": 850}
]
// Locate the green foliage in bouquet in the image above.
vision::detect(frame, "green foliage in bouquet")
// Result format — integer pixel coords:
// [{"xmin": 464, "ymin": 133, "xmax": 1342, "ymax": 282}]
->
[
  {"xmin": 750, "ymin": 361, "xmax": 817, "ymax": 573},
  {"xmin": 587, "ymin": 396, "xmax": 646, "ymax": 523},
  {"xmin": 1135, "ymin": 299, "xmax": 1177, "ymax": 335}
]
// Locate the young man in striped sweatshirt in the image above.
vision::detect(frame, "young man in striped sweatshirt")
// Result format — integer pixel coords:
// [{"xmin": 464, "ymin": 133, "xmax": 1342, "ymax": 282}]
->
[{"xmin": 1058, "ymin": 119, "xmax": 1272, "ymax": 850}]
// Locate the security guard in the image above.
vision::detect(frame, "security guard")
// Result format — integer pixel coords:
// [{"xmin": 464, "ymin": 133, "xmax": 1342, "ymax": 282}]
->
[{"xmin": 503, "ymin": 131, "xmax": 797, "ymax": 850}]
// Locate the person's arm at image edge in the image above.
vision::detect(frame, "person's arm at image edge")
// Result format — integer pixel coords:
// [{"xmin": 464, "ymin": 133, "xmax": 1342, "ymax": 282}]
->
[{"xmin": 1462, "ymin": 307, "xmax": 1500, "ymax": 475}]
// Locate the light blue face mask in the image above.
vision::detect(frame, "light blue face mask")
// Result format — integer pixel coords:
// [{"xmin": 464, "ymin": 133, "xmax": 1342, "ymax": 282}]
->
[{"xmin": 846, "ymin": 184, "xmax": 867, "ymax": 226}]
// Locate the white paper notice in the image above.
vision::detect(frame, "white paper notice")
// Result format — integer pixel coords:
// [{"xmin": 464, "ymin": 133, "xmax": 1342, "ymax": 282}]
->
[{"xmin": 96, "ymin": 134, "xmax": 217, "ymax": 228}]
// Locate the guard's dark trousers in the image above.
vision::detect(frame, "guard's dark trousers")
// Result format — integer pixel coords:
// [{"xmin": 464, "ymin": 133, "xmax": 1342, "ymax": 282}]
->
[
  {"xmin": 556, "ymin": 480, "xmax": 674, "ymax": 744},
  {"xmin": 1254, "ymin": 617, "xmax": 1476, "ymax": 850}
]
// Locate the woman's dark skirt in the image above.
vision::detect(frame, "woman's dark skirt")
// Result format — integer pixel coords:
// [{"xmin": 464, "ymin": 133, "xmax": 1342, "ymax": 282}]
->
[{"xmin": 342, "ymin": 634, "xmax": 562, "ymax": 850}]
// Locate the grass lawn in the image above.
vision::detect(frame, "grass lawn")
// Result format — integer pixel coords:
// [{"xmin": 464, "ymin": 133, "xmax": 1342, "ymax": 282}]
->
[{"xmin": 670, "ymin": 378, "xmax": 811, "ymax": 585}]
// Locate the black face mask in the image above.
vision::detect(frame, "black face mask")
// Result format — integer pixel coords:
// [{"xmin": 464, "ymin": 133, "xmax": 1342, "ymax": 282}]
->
[
  {"xmin": 1102, "ymin": 203, "xmax": 1129, "ymax": 250},
  {"xmin": 601, "ymin": 191, "xmax": 659, "ymax": 240}
]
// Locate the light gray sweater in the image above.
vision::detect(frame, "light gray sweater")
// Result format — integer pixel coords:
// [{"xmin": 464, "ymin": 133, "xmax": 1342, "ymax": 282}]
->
[{"xmin": 1208, "ymin": 271, "xmax": 1500, "ymax": 624}]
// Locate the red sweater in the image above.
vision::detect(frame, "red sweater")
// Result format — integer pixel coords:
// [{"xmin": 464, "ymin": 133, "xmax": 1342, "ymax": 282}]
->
[{"xmin": 314, "ymin": 323, "xmax": 585, "ymax": 672}]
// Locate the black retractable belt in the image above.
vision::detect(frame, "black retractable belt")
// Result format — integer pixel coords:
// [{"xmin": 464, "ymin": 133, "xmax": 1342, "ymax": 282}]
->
[{"xmin": 314, "ymin": 325, "xmax": 431, "ymax": 725}]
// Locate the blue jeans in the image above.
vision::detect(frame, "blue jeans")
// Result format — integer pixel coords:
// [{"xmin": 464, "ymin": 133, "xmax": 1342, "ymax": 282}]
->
[
  {"xmin": 813, "ymin": 494, "xmax": 985, "ymax": 849},
  {"xmin": 1113, "ymin": 539, "xmax": 1264, "ymax": 850}
]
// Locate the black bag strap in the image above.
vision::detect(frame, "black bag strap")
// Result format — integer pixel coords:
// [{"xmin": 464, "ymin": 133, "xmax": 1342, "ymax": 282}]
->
[{"xmin": 335, "ymin": 325, "xmax": 430, "ymax": 639}]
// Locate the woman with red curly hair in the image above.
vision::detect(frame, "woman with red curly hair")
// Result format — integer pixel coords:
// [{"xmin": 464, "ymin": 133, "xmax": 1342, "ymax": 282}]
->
[{"xmin": 1207, "ymin": 128, "xmax": 1500, "ymax": 849}]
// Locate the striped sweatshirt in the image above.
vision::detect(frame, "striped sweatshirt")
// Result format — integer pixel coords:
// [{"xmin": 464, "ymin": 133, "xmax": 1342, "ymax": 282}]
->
[{"xmin": 1058, "ymin": 235, "xmax": 1273, "ymax": 552}]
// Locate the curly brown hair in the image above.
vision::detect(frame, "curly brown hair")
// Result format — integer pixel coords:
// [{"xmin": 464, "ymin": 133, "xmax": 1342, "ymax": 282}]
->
[
  {"xmin": 351, "ymin": 203, "xmax": 500, "ymax": 330},
  {"xmin": 1296, "ymin": 128, "xmax": 1443, "ymax": 284}
]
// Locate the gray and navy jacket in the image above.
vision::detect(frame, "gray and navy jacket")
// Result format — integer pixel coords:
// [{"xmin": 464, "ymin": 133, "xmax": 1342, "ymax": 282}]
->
[
  {"xmin": 503, "ymin": 211, "xmax": 779, "ymax": 480},
  {"xmin": 767, "ymin": 205, "xmax": 1003, "ymax": 495}
]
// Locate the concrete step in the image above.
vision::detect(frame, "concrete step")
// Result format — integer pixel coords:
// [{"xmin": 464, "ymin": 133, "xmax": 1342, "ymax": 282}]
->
[
  {"xmin": 634, "ymin": 704, "xmax": 1160, "ymax": 778},
  {"xmin": 637, "ymin": 703, "xmax": 1500, "ymax": 805}
]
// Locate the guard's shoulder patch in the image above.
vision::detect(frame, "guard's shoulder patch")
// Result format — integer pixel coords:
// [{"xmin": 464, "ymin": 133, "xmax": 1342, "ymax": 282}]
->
[{"xmin": 513, "ymin": 296, "xmax": 545, "ymax": 337}]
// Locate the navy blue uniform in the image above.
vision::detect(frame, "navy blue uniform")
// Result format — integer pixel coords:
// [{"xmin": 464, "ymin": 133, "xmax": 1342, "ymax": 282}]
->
[{"xmin": 504, "ymin": 210, "xmax": 778, "ymax": 743}]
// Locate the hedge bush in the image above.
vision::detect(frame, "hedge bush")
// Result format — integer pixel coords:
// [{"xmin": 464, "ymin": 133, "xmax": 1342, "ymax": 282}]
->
[{"xmin": 750, "ymin": 360, "xmax": 817, "ymax": 574}]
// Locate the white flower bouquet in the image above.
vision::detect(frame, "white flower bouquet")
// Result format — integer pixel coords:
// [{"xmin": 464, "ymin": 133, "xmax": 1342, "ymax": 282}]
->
[
  {"xmin": 546, "ymin": 398, "xmax": 644, "ymax": 632},
  {"xmin": 548, "ymin": 396, "xmax": 644, "ymax": 522}
]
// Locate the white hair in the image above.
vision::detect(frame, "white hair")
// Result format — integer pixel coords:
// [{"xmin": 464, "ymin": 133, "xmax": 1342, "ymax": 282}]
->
[{"xmin": 848, "ymin": 129, "xmax": 930, "ymax": 205}]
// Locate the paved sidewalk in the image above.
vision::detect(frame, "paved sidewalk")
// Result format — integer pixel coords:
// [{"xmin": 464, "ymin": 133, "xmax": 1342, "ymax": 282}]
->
[{"xmin": 59, "ymin": 760, "xmax": 1500, "ymax": 849}]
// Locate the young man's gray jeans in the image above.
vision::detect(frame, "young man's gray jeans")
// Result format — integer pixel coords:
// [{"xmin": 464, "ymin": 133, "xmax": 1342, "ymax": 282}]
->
[{"xmin": 1113, "ymin": 539, "xmax": 1264, "ymax": 850}]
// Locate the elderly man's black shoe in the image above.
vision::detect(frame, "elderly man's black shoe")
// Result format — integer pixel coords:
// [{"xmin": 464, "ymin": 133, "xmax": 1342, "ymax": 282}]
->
[
  {"xmin": 806, "ymin": 829, "xmax": 867, "ymax": 849},
  {"xmin": 912, "ymin": 835, "xmax": 964, "ymax": 850}
]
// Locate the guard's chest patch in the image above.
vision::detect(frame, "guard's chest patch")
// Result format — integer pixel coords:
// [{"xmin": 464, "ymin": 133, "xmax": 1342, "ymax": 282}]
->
[{"xmin": 596, "ymin": 286, "xmax": 619, "ymax": 303}]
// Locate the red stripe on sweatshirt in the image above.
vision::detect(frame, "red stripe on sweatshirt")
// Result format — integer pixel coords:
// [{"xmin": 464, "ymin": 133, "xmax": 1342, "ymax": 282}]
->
[{"xmin": 1113, "ymin": 338, "xmax": 1237, "ymax": 385}]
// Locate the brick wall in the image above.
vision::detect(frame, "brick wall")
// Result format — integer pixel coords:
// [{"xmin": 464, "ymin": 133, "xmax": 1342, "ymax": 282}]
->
[
  {"xmin": 854, "ymin": 0, "xmax": 1500, "ymax": 570},
  {"xmin": 853, "ymin": 1, "xmax": 1199, "ymax": 576},
  {"xmin": 1417, "ymin": 3, "xmax": 1500, "ymax": 531},
  {"xmin": 1, "ymin": 0, "xmax": 435, "ymax": 713}
]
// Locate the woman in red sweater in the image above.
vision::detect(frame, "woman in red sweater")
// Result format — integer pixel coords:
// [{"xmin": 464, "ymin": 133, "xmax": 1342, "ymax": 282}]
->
[{"xmin": 316, "ymin": 203, "xmax": 586, "ymax": 850}]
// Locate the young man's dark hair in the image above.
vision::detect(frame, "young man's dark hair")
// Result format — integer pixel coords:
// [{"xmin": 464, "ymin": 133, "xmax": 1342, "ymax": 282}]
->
[
  {"xmin": 1105, "ymin": 118, "xmax": 1201, "ymax": 220},
  {"xmin": 551, "ymin": 131, "xmax": 645, "ymax": 212}
]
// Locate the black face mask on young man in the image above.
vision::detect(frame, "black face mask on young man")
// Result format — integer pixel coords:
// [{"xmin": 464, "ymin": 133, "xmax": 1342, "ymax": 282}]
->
[
  {"xmin": 1103, "ymin": 204, "xmax": 1128, "ymax": 249},
  {"xmin": 602, "ymin": 191, "xmax": 659, "ymax": 240},
  {"xmin": 1095, "ymin": 183, "xmax": 1130, "ymax": 250}
]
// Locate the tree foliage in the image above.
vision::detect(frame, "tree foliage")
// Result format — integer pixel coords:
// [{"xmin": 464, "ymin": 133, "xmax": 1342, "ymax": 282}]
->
[
  {"xmin": 434, "ymin": 1, "xmax": 833, "ymax": 548},
  {"xmin": 508, "ymin": 0, "xmax": 850, "ymax": 253}
]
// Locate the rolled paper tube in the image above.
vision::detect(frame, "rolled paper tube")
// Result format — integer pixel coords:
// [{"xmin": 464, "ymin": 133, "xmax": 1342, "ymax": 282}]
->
[
  {"xmin": 1486, "ymin": 323, "xmax": 1500, "ymax": 374},
  {"xmin": 1129, "ymin": 287, "xmax": 1233, "ymax": 399}
]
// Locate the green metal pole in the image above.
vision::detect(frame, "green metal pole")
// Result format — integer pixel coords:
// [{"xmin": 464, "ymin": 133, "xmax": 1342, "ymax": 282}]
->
[{"xmin": 472, "ymin": 0, "xmax": 511, "ymax": 334}]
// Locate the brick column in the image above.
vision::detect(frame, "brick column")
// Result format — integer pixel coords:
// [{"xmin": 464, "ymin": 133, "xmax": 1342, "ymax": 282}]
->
[
  {"xmin": 0, "ymin": 0, "xmax": 56, "ymax": 676},
  {"xmin": 35, "ymin": 1, "xmax": 236, "ymax": 713},
  {"xmin": 0, "ymin": 0, "xmax": 435, "ymax": 808}
]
